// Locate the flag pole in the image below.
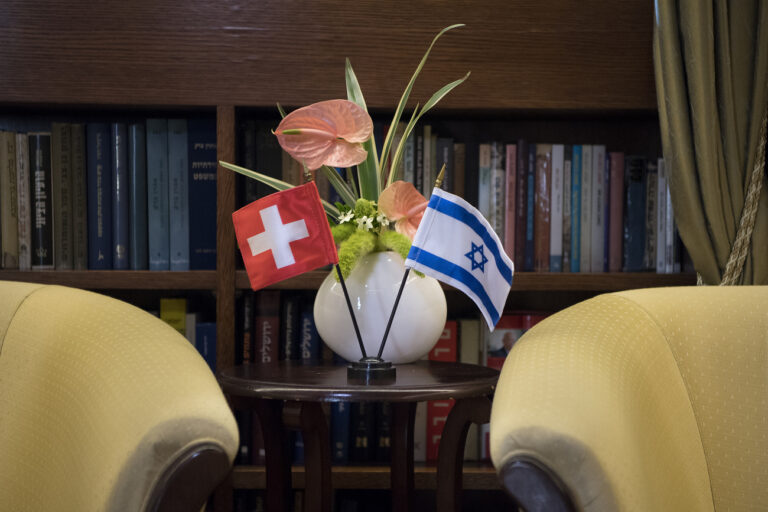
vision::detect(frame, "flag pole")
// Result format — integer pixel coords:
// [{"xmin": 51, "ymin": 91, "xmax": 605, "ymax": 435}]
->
[
  {"xmin": 374, "ymin": 164, "xmax": 447, "ymax": 360},
  {"xmin": 335, "ymin": 264, "xmax": 367, "ymax": 359}
]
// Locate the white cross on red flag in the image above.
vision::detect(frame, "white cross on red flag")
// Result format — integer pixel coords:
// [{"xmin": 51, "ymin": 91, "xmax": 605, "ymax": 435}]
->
[{"xmin": 233, "ymin": 181, "xmax": 338, "ymax": 290}]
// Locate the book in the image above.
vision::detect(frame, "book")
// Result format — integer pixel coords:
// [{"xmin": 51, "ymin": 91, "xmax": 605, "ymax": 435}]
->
[
  {"xmin": 608, "ymin": 152, "xmax": 625, "ymax": 272},
  {"xmin": 562, "ymin": 145, "xmax": 572, "ymax": 272},
  {"xmin": 655, "ymin": 156, "xmax": 667, "ymax": 272},
  {"xmin": 426, "ymin": 320, "xmax": 457, "ymax": 461},
  {"xmin": 254, "ymin": 121, "xmax": 283, "ymax": 199},
  {"xmin": 623, "ymin": 155, "xmax": 647, "ymax": 271},
  {"xmin": 187, "ymin": 118, "xmax": 217, "ymax": 270},
  {"xmin": 53, "ymin": 123, "xmax": 74, "ymax": 270},
  {"xmin": 590, "ymin": 145, "xmax": 606, "ymax": 273},
  {"xmin": 514, "ymin": 139, "xmax": 528, "ymax": 267},
  {"xmin": 29, "ymin": 132, "xmax": 54, "ymax": 270},
  {"xmin": 422, "ymin": 124, "xmax": 432, "ymax": 196},
  {"xmin": 146, "ymin": 119, "xmax": 170, "ymax": 270},
  {"xmin": 128, "ymin": 123, "xmax": 148, "ymax": 270},
  {"xmin": 375, "ymin": 402, "xmax": 392, "ymax": 462},
  {"xmin": 70, "ymin": 124, "xmax": 88, "ymax": 270},
  {"xmin": 160, "ymin": 298, "xmax": 187, "ymax": 335},
  {"xmin": 489, "ymin": 141, "xmax": 505, "ymax": 241},
  {"xmin": 299, "ymin": 298, "xmax": 321, "ymax": 363},
  {"xmin": 534, "ymin": 143, "xmax": 552, "ymax": 272},
  {"xmin": 403, "ymin": 130, "xmax": 416, "ymax": 185},
  {"xmin": 643, "ymin": 159, "xmax": 658, "ymax": 271},
  {"xmin": 477, "ymin": 143, "xmax": 491, "ymax": 219},
  {"xmin": 195, "ymin": 322, "xmax": 217, "ymax": 373},
  {"xmin": 570, "ymin": 145, "xmax": 582, "ymax": 272},
  {"xmin": 436, "ymin": 137, "xmax": 454, "ymax": 192},
  {"xmin": 503, "ymin": 143, "xmax": 517, "ymax": 259},
  {"xmin": 483, "ymin": 314, "xmax": 524, "ymax": 370},
  {"xmin": 549, "ymin": 144, "xmax": 564, "ymax": 272},
  {"xmin": 331, "ymin": 401, "xmax": 352, "ymax": 465},
  {"xmin": 111, "ymin": 123, "xmax": 129, "ymax": 270},
  {"xmin": 459, "ymin": 318, "xmax": 481, "ymax": 460},
  {"xmin": 168, "ymin": 119, "xmax": 190, "ymax": 271},
  {"xmin": 239, "ymin": 292, "xmax": 254, "ymax": 364},
  {"xmin": 254, "ymin": 290, "xmax": 281, "ymax": 366},
  {"xmin": 86, "ymin": 124, "xmax": 113, "ymax": 269},
  {"xmin": 15, "ymin": 133, "xmax": 31, "ymax": 270},
  {"xmin": 281, "ymin": 292, "xmax": 301, "ymax": 361},
  {"xmin": 0, "ymin": 131, "xmax": 18, "ymax": 268},
  {"xmin": 350, "ymin": 402, "xmax": 375, "ymax": 463}
]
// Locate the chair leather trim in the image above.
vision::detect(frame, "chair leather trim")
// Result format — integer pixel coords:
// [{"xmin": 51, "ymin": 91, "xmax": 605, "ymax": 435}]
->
[{"xmin": 498, "ymin": 455, "xmax": 577, "ymax": 512}]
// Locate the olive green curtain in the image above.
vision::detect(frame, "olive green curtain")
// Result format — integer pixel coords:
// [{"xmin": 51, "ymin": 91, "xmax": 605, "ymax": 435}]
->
[{"xmin": 654, "ymin": 0, "xmax": 768, "ymax": 285}]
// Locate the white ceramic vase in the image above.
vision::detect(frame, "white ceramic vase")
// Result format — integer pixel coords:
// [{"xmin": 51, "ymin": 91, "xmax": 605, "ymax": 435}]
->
[{"xmin": 313, "ymin": 251, "xmax": 447, "ymax": 364}]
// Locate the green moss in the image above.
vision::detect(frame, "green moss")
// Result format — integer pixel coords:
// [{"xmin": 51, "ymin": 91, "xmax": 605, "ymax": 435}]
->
[
  {"xmin": 331, "ymin": 223, "xmax": 356, "ymax": 244},
  {"xmin": 336, "ymin": 230, "xmax": 376, "ymax": 280},
  {"xmin": 353, "ymin": 198, "xmax": 377, "ymax": 218},
  {"xmin": 377, "ymin": 230, "xmax": 412, "ymax": 262}
]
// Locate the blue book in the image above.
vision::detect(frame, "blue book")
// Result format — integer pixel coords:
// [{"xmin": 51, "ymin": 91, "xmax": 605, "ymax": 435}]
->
[
  {"xmin": 331, "ymin": 401, "xmax": 351, "ymax": 464},
  {"xmin": 146, "ymin": 119, "xmax": 169, "ymax": 270},
  {"xmin": 111, "ymin": 123, "xmax": 129, "ymax": 269},
  {"xmin": 281, "ymin": 293, "xmax": 301, "ymax": 361},
  {"xmin": 195, "ymin": 322, "xmax": 217, "ymax": 373},
  {"xmin": 86, "ymin": 123, "xmax": 112, "ymax": 269},
  {"xmin": 187, "ymin": 118, "xmax": 217, "ymax": 270},
  {"xmin": 570, "ymin": 145, "xmax": 582, "ymax": 272},
  {"xmin": 128, "ymin": 123, "xmax": 148, "ymax": 270},
  {"xmin": 168, "ymin": 119, "xmax": 189, "ymax": 271},
  {"xmin": 623, "ymin": 156, "xmax": 647, "ymax": 271},
  {"xmin": 524, "ymin": 143, "xmax": 536, "ymax": 271},
  {"xmin": 300, "ymin": 299, "xmax": 321, "ymax": 363}
]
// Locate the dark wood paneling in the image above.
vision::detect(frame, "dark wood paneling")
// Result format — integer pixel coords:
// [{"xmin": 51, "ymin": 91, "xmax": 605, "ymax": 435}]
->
[
  {"xmin": 216, "ymin": 105, "xmax": 236, "ymax": 370},
  {"xmin": 0, "ymin": 0, "xmax": 656, "ymax": 110}
]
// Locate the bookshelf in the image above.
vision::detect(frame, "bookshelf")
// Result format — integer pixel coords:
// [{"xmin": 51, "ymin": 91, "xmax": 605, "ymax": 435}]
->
[{"xmin": 1, "ymin": 0, "xmax": 695, "ymax": 506}]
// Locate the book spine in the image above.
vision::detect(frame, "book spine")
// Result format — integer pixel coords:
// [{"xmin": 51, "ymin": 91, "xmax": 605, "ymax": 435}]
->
[
  {"xmin": 415, "ymin": 133, "xmax": 424, "ymax": 194},
  {"xmin": 422, "ymin": 125, "xmax": 432, "ymax": 196},
  {"xmin": 128, "ymin": 123, "xmax": 148, "ymax": 269},
  {"xmin": 168, "ymin": 119, "xmax": 189, "ymax": 271},
  {"xmin": 655, "ymin": 156, "xmax": 667, "ymax": 273},
  {"xmin": 426, "ymin": 321, "xmax": 457, "ymax": 461},
  {"xmin": 146, "ymin": 119, "xmax": 170, "ymax": 270},
  {"xmin": 29, "ymin": 132, "xmax": 55, "ymax": 269},
  {"xmin": 590, "ymin": 145, "xmax": 606, "ymax": 273},
  {"xmin": 489, "ymin": 141, "xmax": 505, "ymax": 239},
  {"xmin": 70, "ymin": 124, "xmax": 88, "ymax": 270},
  {"xmin": 570, "ymin": 145, "xmax": 582, "ymax": 272},
  {"xmin": 195, "ymin": 322, "xmax": 217, "ymax": 373},
  {"xmin": 51, "ymin": 123, "xmax": 73, "ymax": 270},
  {"xmin": 0, "ymin": 131, "xmax": 18, "ymax": 268},
  {"xmin": 403, "ymin": 131, "xmax": 415, "ymax": 185},
  {"xmin": 188, "ymin": 118, "xmax": 217, "ymax": 270},
  {"xmin": 375, "ymin": 402, "xmax": 393, "ymax": 462},
  {"xmin": 331, "ymin": 401, "xmax": 351, "ymax": 464},
  {"xmin": 452, "ymin": 142, "xmax": 466, "ymax": 199},
  {"xmin": 350, "ymin": 402, "xmax": 375, "ymax": 463},
  {"xmin": 534, "ymin": 144, "xmax": 551, "ymax": 272},
  {"xmin": 664, "ymin": 162, "xmax": 675, "ymax": 273},
  {"xmin": 299, "ymin": 298, "xmax": 321, "ymax": 363},
  {"xmin": 254, "ymin": 121, "xmax": 283, "ymax": 198},
  {"xmin": 15, "ymin": 133, "xmax": 31, "ymax": 271},
  {"xmin": 514, "ymin": 139, "xmax": 528, "ymax": 267},
  {"xmin": 503, "ymin": 143, "xmax": 516, "ymax": 259},
  {"xmin": 160, "ymin": 297, "xmax": 187, "ymax": 335},
  {"xmin": 281, "ymin": 292, "xmax": 301, "ymax": 361},
  {"xmin": 608, "ymin": 152, "xmax": 625, "ymax": 272},
  {"xmin": 549, "ymin": 144, "xmax": 564, "ymax": 272},
  {"xmin": 254, "ymin": 290, "xmax": 281, "ymax": 366},
  {"xmin": 524, "ymin": 144, "xmax": 536, "ymax": 271},
  {"xmin": 477, "ymin": 143, "xmax": 491, "ymax": 219},
  {"xmin": 240, "ymin": 292, "xmax": 254, "ymax": 364},
  {"xmin": 239, "ymin": 118, "xmax": 258, "ymax": 206},
  {"xmin": 86, "ymin": 124, "xmax": 112, "ymax": 269},
  {"xmin": 579, "ymin": 145, "xmax": 592, "ymax": 272},
  {"xmin": 562, "ymin": 145, "xmax": 572, "ymax": 272},
  {"xmin": 111, "ymin": 123, "xmax": 129, "ymax": 269},
  {"xmin": 623, "ymin": 156, "xmax": 647, "ymax": 271},
  {"xmin": 643, "ymin": 159, "xmax": 658, "ymax": 271}
]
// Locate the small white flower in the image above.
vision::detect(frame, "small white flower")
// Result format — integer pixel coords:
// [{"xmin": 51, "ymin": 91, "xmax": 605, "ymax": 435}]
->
[
  {"xmin": 356, "ymin": 215, "xmax": 374, "ymax": 231},
  {"xmin": 339, "ymin": 210, "xmax": 354, "ymax": 223},
  {"xmin": 376, "ymin": 213, "xmax": 391, "ymax": 227}
]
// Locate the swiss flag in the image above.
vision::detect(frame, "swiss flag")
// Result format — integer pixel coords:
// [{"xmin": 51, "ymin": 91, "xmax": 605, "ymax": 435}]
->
[{"xmin": 233, "ymin": 181, "xmax": 338, "ymax": 290}]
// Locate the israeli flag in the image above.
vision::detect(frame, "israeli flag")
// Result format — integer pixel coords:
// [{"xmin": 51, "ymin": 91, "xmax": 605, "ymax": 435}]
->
[{"xmin": 405, "ymin": 188, "xmax": 514, "ymax": 330}]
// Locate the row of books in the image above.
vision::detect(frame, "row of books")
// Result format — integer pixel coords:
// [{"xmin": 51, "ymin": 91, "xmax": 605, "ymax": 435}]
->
[
  {"xmin": 158, "ymin": 297, "xmax": 217, "ymax": 372},
  {"xmin": 232, "ymin": 289, "xmax": 549, "ymax": 465},
  {"xmin": 0, "ymin": 118, "xmax": 217, "ymax": 271},
  {"xmin": 478, "ymin": 142, "xmax": 681, "ymax": 274}
]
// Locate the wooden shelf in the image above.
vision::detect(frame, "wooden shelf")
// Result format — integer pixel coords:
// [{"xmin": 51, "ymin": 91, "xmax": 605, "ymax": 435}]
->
[
  {"xmin": 232, "ymin": 463, "xmax": 500, "ymax": 491},
  {"xmin": 237, "ymin": 270, "xmax": 696, "ymax": 292},
  {"xmin": 0, "ymin": 270, "xmax": 218, "ymax": 290}
]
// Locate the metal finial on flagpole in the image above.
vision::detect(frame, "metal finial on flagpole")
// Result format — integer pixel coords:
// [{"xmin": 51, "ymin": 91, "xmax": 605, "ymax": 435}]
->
[{"xmin": 434, "ymin": 163, "xmax": 446, "ymax": 189}]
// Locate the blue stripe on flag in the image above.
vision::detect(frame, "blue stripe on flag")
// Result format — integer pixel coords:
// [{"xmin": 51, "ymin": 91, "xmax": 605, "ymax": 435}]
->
[
  {"xmin": 427, "ymin": 194, "xmax": 513, "ymax": 284},
  {"xmin": 408, "ymin": 246, "xmax": 500, "ymax": 325}
]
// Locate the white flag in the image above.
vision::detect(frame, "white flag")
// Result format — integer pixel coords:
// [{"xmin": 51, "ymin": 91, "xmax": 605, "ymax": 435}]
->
[{"xmin": 405, "ymin": 188, "xmax": 514, "ymax": 330}]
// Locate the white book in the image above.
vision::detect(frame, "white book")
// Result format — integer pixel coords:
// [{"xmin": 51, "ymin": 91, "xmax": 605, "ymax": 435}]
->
[
  {"xmin": 580, "ymin": 145, "xmax": 593, "ymax": 272},
  {"xmin": 477, "ymin": 143, "xmax": 492, "ymax": 219},
  {"xmin": 549, "ymin": 144, "xmax": 564, "ymax": 272},
  {"xmin": 403, "ymin": 130, "xmax": 415, "ymax": 184},
  {"xmin": 185, "ymin": 312, "xmax": 198, "ymax": 346},
  {"xmin": 656, "ymin": 157, "xmax": 667, "ymax": 273},
  {"xmin": 15, "ymin": 133, "xmax": 31, "ymax": 271},
  {"xmin": 590, "ymin": 145, "xmax": 606, "ymax": 272}
]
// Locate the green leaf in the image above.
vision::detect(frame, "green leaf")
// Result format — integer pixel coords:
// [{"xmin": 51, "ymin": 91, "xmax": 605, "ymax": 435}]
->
[
  {"xmin": 387, "ymin": 106, "xmax": 420, "ymax": 187},
  {"xmin": 320, "ymin": 165, "xmax": 358, "ymax": 207},
  {"xmin": 345, "ymin": 58, "xmax": 380, "ymax": 200},
  {"xmin": 276, "ymin": 103, "xmax": 287, "ymax": 118},
  {"xmin": 379, "ymin": 24, "xmax": 465, "ymax": 184},
  {"xmin": 219, "ymin": 160, "xmax": 340, "ymax": 221}
]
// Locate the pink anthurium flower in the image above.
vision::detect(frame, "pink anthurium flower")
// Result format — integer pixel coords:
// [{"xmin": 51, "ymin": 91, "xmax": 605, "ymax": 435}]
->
[
  {"xmin": 378, "ymin": 181, "xmax": 428, "ymax": 240},
  {"xmin": 274, "ymin": 99, "xmax": 373, "ymax": 171}
]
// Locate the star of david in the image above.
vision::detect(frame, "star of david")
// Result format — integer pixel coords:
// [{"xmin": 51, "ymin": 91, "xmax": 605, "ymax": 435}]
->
[{"xmin": 465, "ymin": 242, "xmax": 488, "ymax": 272}]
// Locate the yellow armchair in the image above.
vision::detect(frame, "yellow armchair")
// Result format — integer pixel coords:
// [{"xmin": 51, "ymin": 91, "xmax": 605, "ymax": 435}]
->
[
  {"xmin": 0, "ymin": 281, "xmax": 239, "ymax": 511},
  {"xmin": 490, "ymin": 286, "xmax": 767, "ymax": 511}
]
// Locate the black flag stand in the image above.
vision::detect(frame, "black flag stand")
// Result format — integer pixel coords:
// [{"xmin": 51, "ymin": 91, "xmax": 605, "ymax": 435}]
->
[{"xmin": 345, "ymin": 165, "xmax": 446, "ymax": 384}]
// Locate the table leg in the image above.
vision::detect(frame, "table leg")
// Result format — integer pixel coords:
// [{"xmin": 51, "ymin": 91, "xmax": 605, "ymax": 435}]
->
[
  {"xmin": 212, "ymin": 468, "xmax": 233, "ymax": 512},
  {"xmin": 283, "ymin": 401, "xmax": 332, "ymax": 512},
  {"xmin": 253, "ymin": 398, "xmax": 292, "ymax": 512},
  {"xmin": 390, "ymin": 402, "xmax": 416, "ymax": 512},
  {"xmin": 435, "ymin": 396, "xmax": 492, "ymax": 512}
]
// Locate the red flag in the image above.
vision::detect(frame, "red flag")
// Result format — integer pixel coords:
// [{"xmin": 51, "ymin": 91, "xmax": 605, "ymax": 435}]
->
[{"xmin": 233, "ymin": 182, "xmax": 338, "ymax": 290}]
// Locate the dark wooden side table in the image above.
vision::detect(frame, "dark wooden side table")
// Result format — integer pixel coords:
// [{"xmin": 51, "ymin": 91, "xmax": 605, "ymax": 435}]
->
[{"xmin": 216, "ymin": 360, "xmax": 499, "ymax": 512}]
